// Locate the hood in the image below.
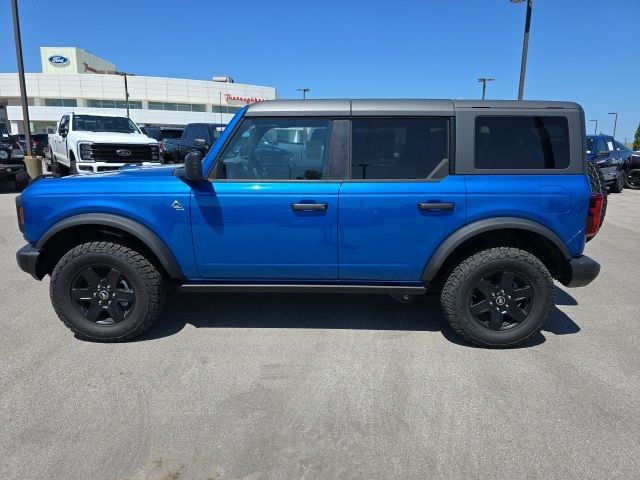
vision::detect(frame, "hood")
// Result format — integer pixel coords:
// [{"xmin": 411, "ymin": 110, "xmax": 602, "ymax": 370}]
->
[
  {"xmin": 24, "ymin": 164, "xmax": 182, "ymax": 196},
  {"xmin": 73, "ymin": 131, "xmax": 157, "ymax": 144}
]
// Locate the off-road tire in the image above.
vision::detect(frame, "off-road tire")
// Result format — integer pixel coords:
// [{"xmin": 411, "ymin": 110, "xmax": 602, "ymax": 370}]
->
[
  {"xmin": 610, "ymin": 171, "xmax": 624, "ymax": 193},
  {"xmin": 50, "ymin": 241, "xmax": 165, "ymax": 342},
  {"xmin": 13, "ymin": 170, "xmax": 30, "ymax": 192},
  {"xmin": 441, "ymin": 247, "xmax": 555, "ymax": 348},
  {"xmin": 587, "ymin": 162, "xmax": 608, "ymax": 228}
]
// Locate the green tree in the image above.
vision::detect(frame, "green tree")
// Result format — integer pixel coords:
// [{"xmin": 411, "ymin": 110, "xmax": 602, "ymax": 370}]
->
[{"xmin": 634, "ymin": 123, "xmax": 640, "ymax": 151}]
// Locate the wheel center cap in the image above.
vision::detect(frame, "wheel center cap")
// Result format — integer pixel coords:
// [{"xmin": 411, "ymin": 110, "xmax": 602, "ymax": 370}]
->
[
  {"xmin": 495, "ymin": 295, "xmax": 506, "ymax": 306},
  {"xmin": 98, "ymin": 290, "xmax": 109, "ymax": 300}
]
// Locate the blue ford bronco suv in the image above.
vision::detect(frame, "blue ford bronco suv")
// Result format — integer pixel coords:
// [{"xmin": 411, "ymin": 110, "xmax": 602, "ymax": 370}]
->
[{"xmin": 15, "ymin": 100, "xmax": 604, "ymax": 347}]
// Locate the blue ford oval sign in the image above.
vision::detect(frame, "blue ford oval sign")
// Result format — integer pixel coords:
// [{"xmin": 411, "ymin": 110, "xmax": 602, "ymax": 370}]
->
[{"xmin": 48, "ymin": 55, "xmax": 70, "ymax": 66}]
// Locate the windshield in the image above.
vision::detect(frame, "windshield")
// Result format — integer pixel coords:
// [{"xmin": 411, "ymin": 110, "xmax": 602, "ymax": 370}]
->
[
  {"xmin": 72, "ymin": 115, "xmax": 140, "ymax": 133},
  {"xmin": 586, "ymin": 137, "xmax": 595, "ymax": 154}
]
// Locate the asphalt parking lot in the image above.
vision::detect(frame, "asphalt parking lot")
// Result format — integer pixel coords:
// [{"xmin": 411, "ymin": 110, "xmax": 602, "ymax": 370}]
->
[{"xmin": 1, "ymin": 181, "xmax": 639, "ymax": 480}]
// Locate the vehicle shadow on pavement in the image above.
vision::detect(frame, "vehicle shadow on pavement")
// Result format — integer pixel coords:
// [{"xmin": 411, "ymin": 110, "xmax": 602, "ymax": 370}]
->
[{"xmin": 138, "ymin": 285, "xmax": 581, "ymax": 348}]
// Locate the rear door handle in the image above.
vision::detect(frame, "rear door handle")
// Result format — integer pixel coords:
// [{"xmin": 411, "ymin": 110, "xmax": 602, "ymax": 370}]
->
[
  {"xmin": 291, "ymin": 203, "xmax": 328, "ymax": 211},
  {"xmin": 417, "ymin": 202, "xmax": 455, "ymax": 211}
]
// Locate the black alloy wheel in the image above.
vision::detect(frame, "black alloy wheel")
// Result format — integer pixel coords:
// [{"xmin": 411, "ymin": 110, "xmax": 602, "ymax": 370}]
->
[
  {"xmin": 468, "ymin": 270, "xmax": 533, "ymax": 331},
  {"xmin": 70, "ymin": 265, "xmax": 135, "ymax": 325}
]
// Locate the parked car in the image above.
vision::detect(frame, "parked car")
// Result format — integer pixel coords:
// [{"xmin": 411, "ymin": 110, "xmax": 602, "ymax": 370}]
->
[
  {"xmin": 17, "ymin": 133, "xmax": 49, "ymax": 157},
  {"xmin": 0, "ymin": 143, "xmax": 30, "ymax": 191},
  {"xmin": 48, "ymin": 112, "xmax": 160, "ymax": 175},
  {"xmin": 614, "ymin": 140, "xmax": 640, "ymax": 190},
  {"xmin": 0, "ymin": 128, "xmax": 24, "ymax": 164},
  {"xmin": 586, "ymin": 134, "xmax": 629, "ymax": 193},
  {"xmin": 15, "ymin": 99, "xmax": 603, "ymax": 348},
  {"xmin": 143, "ymin": 126, "xmax": 184, "ymax": 163},
  {"xmin": 162, "ymin": 123, "xmax": 224, "ymax": 163}
]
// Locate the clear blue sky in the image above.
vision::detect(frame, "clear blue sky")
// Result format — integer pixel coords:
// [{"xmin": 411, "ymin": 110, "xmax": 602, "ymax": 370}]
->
[{"xmin": 1, "ymin": 0, "xmax": 638, "ymax": 141}]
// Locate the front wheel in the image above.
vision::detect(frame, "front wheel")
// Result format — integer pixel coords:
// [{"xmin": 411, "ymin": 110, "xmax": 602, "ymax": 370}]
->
[
  {"xmin": 440, "ymin": 247, "xmax": 554, "ymax": 348},
  {"xmin": 50, "ymin": 241, "xmax": 165, "ymax": 341}
]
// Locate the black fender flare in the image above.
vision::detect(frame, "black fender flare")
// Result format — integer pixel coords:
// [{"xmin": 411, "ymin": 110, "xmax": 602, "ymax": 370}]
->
[
  {"xmin": 36, "ymin": 213, "xmax": 184, "ymax": 280},
  {"xmin": 421, "ymin": 217, "xmax": 572, "ymax": 282}
]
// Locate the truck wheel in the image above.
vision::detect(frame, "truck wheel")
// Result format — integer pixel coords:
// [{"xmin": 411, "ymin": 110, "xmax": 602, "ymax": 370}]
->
[
  {"xmin": 50, "ymin": 241, "xmax": 165, "ymax": 342},
  {"xmin": 587, "ymin": 162, "xmax": 608, "ymax": 228},
  {"xmin": 13, "ymin": 170, "xmax": 31, "ymax": 192},
  {"xmin": 625, "ymin": 169, "xmax": 640, "ymax": 190},
  {"xmin": 610, "ymin": 171, "xmax": 624, "ymax": 193},
  {"xmin": 440, "ymin": 247, "xmax": 554, "ymax": 348}
]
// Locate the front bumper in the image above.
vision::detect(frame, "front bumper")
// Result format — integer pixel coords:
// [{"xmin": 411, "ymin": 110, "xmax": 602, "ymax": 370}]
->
[
  {"xmin": 16, "ymin": 244, "xmax": 43, "ymax": 281},
  {"xmin": 0, "ymin": 163, "xmax": 26, "ymax": 179},
  {"xmin": 75, "ymin": 161, "xmax": 162, "ymax": 174},
  {"xmin": 562, "ymin": 255, "xmax": 600, "ymax": 288}
]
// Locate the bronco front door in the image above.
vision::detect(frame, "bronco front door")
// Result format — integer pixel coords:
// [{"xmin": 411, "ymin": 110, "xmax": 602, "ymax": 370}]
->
[{"xmin": 191, "ymin": 117, "xmax": 340, "ymax": 280}]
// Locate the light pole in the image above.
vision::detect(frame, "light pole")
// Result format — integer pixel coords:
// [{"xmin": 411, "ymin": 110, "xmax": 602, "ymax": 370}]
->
[
  {"xmin": 478, "ymin": 77, "xmax": 495, "ymax": 100},
  {"xmin": 589, "ymin": 119, "xmax": 598, "ymax": 135},
  {"xmin": 116, "ymin": 71, "xmax": 135, "ymax": 117},
  {"xmin": 510, "ymin": 0, "xmax": 533, "ymax": 100},
  {"xmin": 297, "ymin": 88, "xmax": 310, "ymax": 100},
  {"xmin": 11, "ymin": 0, "xmax": 37, "ymax": 171},
  {"xmin": 608, "ymin": 112, "xmax": 618, "ymax": 138}
]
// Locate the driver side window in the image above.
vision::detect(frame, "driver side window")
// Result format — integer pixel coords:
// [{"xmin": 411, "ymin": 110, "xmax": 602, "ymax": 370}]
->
[{"xmin": 213, "ymin": 118, "xmax": 331, "ymax": 180}]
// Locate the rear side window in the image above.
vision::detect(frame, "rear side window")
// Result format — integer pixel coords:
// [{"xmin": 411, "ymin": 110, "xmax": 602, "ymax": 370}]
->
[
  {"xmin": 351, "ymin": 118, "xmax": 449, "ymax": 179},
  {"xmin": 475, "ymin": 116, "xmax": 570, "ymax": 169}
]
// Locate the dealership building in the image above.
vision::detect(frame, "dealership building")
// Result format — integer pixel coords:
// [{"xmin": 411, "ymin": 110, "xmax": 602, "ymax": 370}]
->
[{"xmin": 0, "ymin": 47, "xmax": 277, "ymax": 134}]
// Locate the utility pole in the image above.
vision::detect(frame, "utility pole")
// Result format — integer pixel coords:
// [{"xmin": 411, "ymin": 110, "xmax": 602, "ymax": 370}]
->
[
  {"xmin": 116, "ymin": 71, "xmax": 134, "ymax": 117},
  {"xmin": 297, "ymin": 88, "xmax": 310, "ymax": 99},
  {"xmin": 589, "ymin": 119, "xmax": 598, "ymax": 135},
  {"xmin": 608, "ymin": 112, "xmax": 618, "ymax": 138},
  {"xmin": 11, "ymin": 0, "xmax": 40, "ymax": 175},
  {"xmin": 478, "ymin": 77, "xmax": 495, "ymax": 100},
  {"xmin": 511, "ymin": 0, "xmax": 533, "ymax": 100}
]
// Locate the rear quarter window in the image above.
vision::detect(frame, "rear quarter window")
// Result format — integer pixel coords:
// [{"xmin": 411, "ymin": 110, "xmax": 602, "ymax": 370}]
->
[{"xmin": 475, "ymin": 116, "xmax": 570, "ymax": 170}]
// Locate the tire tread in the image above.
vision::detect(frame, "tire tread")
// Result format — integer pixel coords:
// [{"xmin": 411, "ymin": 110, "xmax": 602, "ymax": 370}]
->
[
  {"xmin": 50, "ymin": 241, "xmax": 164, "ymax": 342},
  {"xmin": 440, "ymin": 247, "xmax": 554, "ymax": 348}
]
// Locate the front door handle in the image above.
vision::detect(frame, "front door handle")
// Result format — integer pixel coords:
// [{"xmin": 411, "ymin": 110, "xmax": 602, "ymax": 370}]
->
[
  {"xmin": 291, "ymin": 203, "xmax": 328, "ymax": 211},
  {"xmin": 417, "ymin": 202, "xmax": 455, "ymax": 211}
]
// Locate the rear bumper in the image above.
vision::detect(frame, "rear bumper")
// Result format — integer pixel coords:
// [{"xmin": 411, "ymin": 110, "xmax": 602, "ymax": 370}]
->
[
  {"xmin": 16, "ymin": 244, "xmax": 43, "ymax": 280},
  {"xmin": 562, "ymin": 255, "xmax": 600, "ymax": 288}
]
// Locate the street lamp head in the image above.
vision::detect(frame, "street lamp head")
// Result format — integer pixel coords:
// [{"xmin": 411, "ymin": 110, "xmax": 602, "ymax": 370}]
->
[
  {"xmin": 510, "ymin": 0, "xmax": 526, "ymax": 3},
  {"xmin": 608, "ymin": 112, "xmax": 618, "ymax": 115},
  {"xmin": 478, "ymin": 77, "xmax": 495, "ymax": 82}
]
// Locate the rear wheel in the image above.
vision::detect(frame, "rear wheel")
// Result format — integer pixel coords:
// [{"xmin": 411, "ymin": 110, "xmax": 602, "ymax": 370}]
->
[
  {"xmin": 610, "ymin": 171, "xmax": 624, "ymax": 193},
  {"xmin": 441, "ymin": 247, "xmax": 554, "ymax": 348},
  {"xmin": 625, "ymin": 169, "xmax": 640, "ymax": 190},
  {"xmin": 50, "ymin": 241, "xmax": 165, "ymax": 341}
]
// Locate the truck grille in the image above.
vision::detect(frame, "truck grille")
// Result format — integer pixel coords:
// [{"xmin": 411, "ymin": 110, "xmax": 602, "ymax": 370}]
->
[{"xmin": 90, "ymin": 144, "xmax": 157, "ymax": 163}]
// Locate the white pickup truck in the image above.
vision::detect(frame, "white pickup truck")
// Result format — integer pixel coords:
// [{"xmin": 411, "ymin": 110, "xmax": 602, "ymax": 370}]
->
[{"xmin": 49, "ymin": 112, "xmax": 160, "ymax": 175}]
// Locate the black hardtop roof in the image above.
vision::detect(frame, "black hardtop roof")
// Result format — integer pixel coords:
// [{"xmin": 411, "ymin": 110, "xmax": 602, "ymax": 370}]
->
[{"xmin": 245, "ymin": 99, "xmax": 582, "ymax": 117}]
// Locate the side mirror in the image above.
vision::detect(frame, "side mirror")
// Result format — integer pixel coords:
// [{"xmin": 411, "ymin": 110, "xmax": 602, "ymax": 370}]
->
[
  {"xmin": 59, "ymin": 127, "xmax": 68, "ymax": 137},
  {"xmin": 597, "ymin": 151, "xmax": 609, "ymax": 157},
  {"xmin": 184, "ymin": 151, "xmax": 204, "ymax": 181},
  {"xmin": 194, "ymin": 138, "xmax": 209, "ymax": 148}
]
